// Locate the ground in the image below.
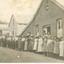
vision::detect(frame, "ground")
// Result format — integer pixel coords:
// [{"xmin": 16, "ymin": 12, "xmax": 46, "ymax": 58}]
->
[{"xmin": 0, "ymin": 47, "xmax": 64, "ymax": 63}]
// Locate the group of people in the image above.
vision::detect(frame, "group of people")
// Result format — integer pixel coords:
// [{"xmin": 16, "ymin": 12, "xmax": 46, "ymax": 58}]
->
[
  {"xmin": 0, "ymin": 33, "xmax": 64, "ymax": 59},
  {"xmin": 0, "ymin": 37, "xmax": 18, "ymax": 50},
  {"xmin": 23, "ymin": 33, "xmax": 64, "ymax": 59}
]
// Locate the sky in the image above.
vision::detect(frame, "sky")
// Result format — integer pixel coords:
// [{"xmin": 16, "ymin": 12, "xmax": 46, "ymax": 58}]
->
[{"xmin": 0, "ymin": 0, "xmax": 64, "ymax": 23}]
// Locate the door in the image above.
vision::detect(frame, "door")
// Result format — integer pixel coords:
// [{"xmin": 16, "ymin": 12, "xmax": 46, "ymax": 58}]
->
[
  {"xmin": 43, "ymin": 25, "xmax": 51, "ymax": 36},
  {"xmin": 57, "ymin": 19, "xmax": 63, "ymax": 38}
]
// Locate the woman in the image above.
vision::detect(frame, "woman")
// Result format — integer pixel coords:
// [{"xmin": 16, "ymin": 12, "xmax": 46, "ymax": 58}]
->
[
  {"xmin": 29, "ymin": 34, "xmax": 34, "ymax": 52},
  {"xmin": 42, "ymin": 36, "xmax": 47, "ymax": 55},
  {"xmin": 36, "ymin": 35, "xmax": 43, "ymax": 53},
  {"xmin": 24, "ymin": 36, "xmax": 28, "ymax": 51},
  {"xmin": 54, "ymin": 38, "xmax": 60, "ymax": 57},
  {"xmin": 59, "ymin": 38, "xmax": 64, "ymax": 58},
  {"xmin": 18, "ymin": 37, "xmax": 21, "ymax": 51},
  {"xmin": 33, "ymin": 36, "xmax": 38, "ymax": 52},
  {"xmin": 47, "ymin": 36, "xmax": 54, "ymax": 57}
]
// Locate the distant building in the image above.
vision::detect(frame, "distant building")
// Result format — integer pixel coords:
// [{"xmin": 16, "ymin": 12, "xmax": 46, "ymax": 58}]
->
[
  {"xmin": 0, "ymin": 23, "xmax": 9, "ymax": 38},
  {"xmin": 20, "ymin": 0, "xmax": 64, "ymax": 38},
  {"xmin": 8, "ymin": 15, "xmax": 28, "ymax": 38}
]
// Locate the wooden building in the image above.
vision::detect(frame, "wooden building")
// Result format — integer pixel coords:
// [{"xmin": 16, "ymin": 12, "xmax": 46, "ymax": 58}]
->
[
  {"xmin": 8, "ymin": 15, "xmax": 28, "ymax": 38},
  {"xmin": 0, "ymin": 24, "xmax": 9, "ymax": 37},
  {"xmin": 20, "ymin": 0, "xmax": 64, "ymax": 38}
]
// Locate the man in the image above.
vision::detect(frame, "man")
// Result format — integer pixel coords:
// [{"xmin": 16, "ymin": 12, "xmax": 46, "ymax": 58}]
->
[
  {"xmin": 4, "ymin": 38, "xmax": 7, "ymax": 47},
  {"xmin": 18, "ymin": 37, "xmax": 21, "ymax": 51},
  {"xmin": 6, "ymin": 37, "xmax": 11, "ymax": 48},
  {"xmin": 11, "ymin": 38, "xmax": 15, "ymax": 49},
  {"xmin": 21, "ymin": 36, "xmax": 25, "ymax": 51},
  {"xmin": 1, "ymin": 36, "xmax": 5, "ymax": 47},
  {"xmin": 15, "ymin": 37, "xmax": 18, "ymax": 50}
]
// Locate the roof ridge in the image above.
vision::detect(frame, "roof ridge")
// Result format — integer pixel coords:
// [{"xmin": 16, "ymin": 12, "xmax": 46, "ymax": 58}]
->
[
  {"xmin": 20, "ymin": 0, "xmax": 64, "ymax": 36},
  {"xmin": 51, "ymin": 0, "xmax": 64, "ymax": 10},
  {"xmin": 20, "ymin": 0, "xmax": 43, "ymax": 36}
]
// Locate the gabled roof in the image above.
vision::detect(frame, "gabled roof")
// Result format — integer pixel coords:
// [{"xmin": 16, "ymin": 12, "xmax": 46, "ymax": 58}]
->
[
  {"xmin": 20, "ymin": 0, "xmax": 44, "ymax": 36},
  {"xmin": 20, "ymin": 0, "xmax": 64, "ymax": 36},
  {"xmin": 8, "ymin": 14, "xmax": 33, "ymax": 27},
  {"xmin": 8, "ymin": 15, "xmax": 17, "ymax": 27}
]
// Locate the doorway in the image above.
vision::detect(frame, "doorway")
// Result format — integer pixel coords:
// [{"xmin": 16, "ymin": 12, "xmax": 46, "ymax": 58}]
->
[
  {"xmin": 43, "ymin": 25, "xmax": 51, "ymax": 36},
  {"xmin": 57, "ymin": 19, "xmax": 63, "ymax": 38}
]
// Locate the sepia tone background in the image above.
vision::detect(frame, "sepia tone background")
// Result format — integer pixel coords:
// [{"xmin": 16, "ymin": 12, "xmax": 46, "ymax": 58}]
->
[
  {"xmin": 0, "ymin": 0, "xmax": 63, "ymax": 24},
  {"xmin": 0, "ymin": 0, "xmax": 64, "ymax": 63}
]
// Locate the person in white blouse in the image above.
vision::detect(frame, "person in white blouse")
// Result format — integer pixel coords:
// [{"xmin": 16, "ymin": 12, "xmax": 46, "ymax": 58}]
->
[
  {"xmin": 33, "ymin": 36, "xmax": 38, "ymax": 52},
  {"xmin": 59, "ymin": 38, "xmax": 64, "ymax": 58},
  {"xmin": 36, "ymin": 35, "xmax": 43, "ymax": 53}
]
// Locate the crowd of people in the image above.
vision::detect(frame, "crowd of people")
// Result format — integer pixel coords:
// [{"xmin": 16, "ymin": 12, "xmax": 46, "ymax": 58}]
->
[{"xmin": 0, "ymin": 33, "xmax": 64, "ymax": 59}]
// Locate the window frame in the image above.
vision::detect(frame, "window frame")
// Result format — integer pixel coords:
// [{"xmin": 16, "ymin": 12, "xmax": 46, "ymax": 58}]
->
[
  {"xmin": 42, "ymin": 24, "xmax": 51, "ymax": 35},
  {"xmin": 56, "ymin": 18, "xmax": 62, "ymax": 30}
]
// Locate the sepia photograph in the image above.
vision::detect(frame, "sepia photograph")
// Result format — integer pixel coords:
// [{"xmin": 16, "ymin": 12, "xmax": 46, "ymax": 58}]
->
[{"xmin": 0, "ymin": 0, "xmax": 64, "ymax": 63}]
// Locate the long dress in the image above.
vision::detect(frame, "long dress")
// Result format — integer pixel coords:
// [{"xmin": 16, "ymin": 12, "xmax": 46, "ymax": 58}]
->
[
  {"xmin": 29, "ymin": 38, "xmax": 34, "ymax": 51},
  {"xmin": 36, "ymin": 37, "xmax": 43, "ymax": 52},
  {"xmin": 47, "ymin": 39, "xmax": 54, "ymax": 53},
  {"xmin": 43, "ymin": 38, "xmax": 47, "ymax": 52},
  {"xmin": 59, "ymin": 41, "xmax": 64, "ymax": 57},
  {"xmin": 27, "ymin": 38, "xmax": 31, "ymax": 51},
  {"xmin": 33, "ymin": 38, "xmax": 38, "ymax": 51},
  {"xmin": 54, "ymin": 41, "xmax": 59, "ymax": 54}
]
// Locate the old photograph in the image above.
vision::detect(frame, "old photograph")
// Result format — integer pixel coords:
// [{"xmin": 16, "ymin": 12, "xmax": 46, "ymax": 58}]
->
[{"xmin": 0, "ymin": 0, "xmax": 64, "ymax": 63}]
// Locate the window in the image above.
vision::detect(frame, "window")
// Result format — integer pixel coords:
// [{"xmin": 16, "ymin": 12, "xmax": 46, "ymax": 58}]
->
[
  {"xmin": 43, "ymin": 25, "xmax": 51, "ymax": 35},
  {"xmin": 57, "ymin": 18, "xmax": 63, "ymax": 38},
  {"xmin": 57, "ymin": 19, "xmax": 62, "ymax": 29}
]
